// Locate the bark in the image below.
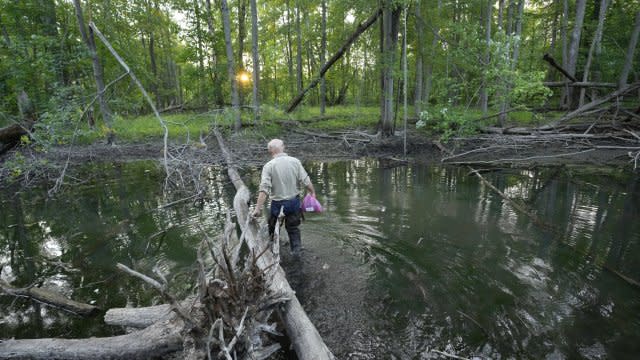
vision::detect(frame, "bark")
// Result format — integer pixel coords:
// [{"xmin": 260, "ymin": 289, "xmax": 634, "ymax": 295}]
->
[
  {"xmin": 380, "ymin": 4, "xmax": 401, "ymax": 135},
  {"xmin": 72, "ymin": 0, "xmax": 114, "ymax": 144},
  {"xmin": 543, "ymin": 53, "xmax": 578, "ymax": 82},
  {"xmin": 220, "ymin": 0, "xmax": 241, "ymax": 130},
  {"xmin": 0, "ymin": 319, "xmax": 183, "ymax": 360},
  {"xmin": 204, "ymin": 0, "xmax": 223, "ymax": 106},
  {"xmin": 285, "ymin": 8, "xmax": 382, "ymax": 113},
  {"xmin": 566, "ymin": 0, "xmax": 587, "ymax": 108},
  {"xmin": 579, "ymin": 0, "xmax": 608, "ymax": 106},
  {"xmin": 619, "ymin": 11, "xmax": 640, "ymax": 89},
  {"xmin": 0, "ymin": 280, "xmax": 99, "ymax": 316},
  {"xmin": 320, "ymin": 0, "xmax": 327, "ymax": 115},
  {"xmin": 214, "ymin": 130, "xmax": 335, "ymax": 360},
  {"xmin": 250, "ymin": 0, "xmax": 260, "ymax": 122}
]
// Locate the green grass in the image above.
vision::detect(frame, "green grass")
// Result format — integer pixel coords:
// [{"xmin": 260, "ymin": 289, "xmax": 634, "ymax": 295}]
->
[{"xmin": 69, "ymin": 104, "xmax": 563, "ymax": 144}]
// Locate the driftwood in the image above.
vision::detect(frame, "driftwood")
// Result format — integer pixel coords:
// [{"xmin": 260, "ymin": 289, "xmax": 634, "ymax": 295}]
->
[
  {"xmin": 0, "ymin": 280, "xmax": 99, "ymax": 316},
  {"xmin": 213, "ymin": 128, "xmax": 335, "ymax": 360},
  {"xmin": 286, "ymin": 8, "xmax": 382, "ymax": 113}
]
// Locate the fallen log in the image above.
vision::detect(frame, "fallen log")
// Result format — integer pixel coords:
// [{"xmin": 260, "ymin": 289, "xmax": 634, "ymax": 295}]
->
[
  {"xmin": 286, "ymin": 8, "xmax": 381, "ymax": 113},
  {"xmin": 0, "ymin": 319, "xmax": 183, "ymax": 360},
  {"xmin": 0, "ymin": 280, "xmax": 99, "ymax": 316},
  {"xmin": 541, "ymin": 82, "xmax": 640, "ymax": 129},
  {"xmin": 214, "ymin": 128, "xmax": 335, "ymax": 360},
  {"xmin": 543, "ymin": 81, "xmax": 617, "ymax": 88},
  {"xmin": 542, "ymin": 53, "xmax": 578, "ymax": 82}
]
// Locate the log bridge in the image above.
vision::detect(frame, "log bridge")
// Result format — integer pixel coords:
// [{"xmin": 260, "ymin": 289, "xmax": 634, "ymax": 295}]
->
[{"xmin": 0, "ymin": 131, "xmax": 334, "ymax": 359}]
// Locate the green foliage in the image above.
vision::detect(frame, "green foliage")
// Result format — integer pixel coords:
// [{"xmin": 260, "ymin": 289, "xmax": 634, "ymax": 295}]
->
[{"xmin": 417, "ymin": 105, "xmax": 480, "ymax": 141}]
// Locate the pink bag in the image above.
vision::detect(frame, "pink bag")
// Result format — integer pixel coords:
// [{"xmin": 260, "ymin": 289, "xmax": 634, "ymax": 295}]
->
[{"xmin": 302, "ymin": 194, "xmax": 323, "ymax": 213}]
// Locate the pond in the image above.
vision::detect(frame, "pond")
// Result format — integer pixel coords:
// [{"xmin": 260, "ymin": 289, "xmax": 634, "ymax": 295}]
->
[{"xmin": 1, "ymin": 160, "xmax": 639, "ymax": 359}]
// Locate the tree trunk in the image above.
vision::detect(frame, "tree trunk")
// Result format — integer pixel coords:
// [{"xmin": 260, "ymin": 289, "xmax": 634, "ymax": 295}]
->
[
  {"xmin": 423, "ymin": 0, "xmax": 442, "ymax": 108},
  {"xmin": 204, "ymin": 0, "xmax": 224, "ymax": 106},
  {"xmin": 193, "ymin": 0, "xmax": 206, "ymax": 107},
  {"xmin": 286, "ymin": 0, "xmax": 294, "ymax": 96},
  {"xmin": 295, "ymin": 0, "xmax": 303, "ymax": 93},
  {"xmin": 579, "ymin": 0, "xmax": 608, "ymax": 106},
  {"xmin": 619, "ymin": 11, "xmax": 640, "ymax": 89},
  {"xmin": 250, "ymin": 0, "xmax": 260, "ymax": 122},
  {"xmin": 72, "ymin": 0, "xmax": 114, "ymax": 144},
  {"xmin": 237, "ymin": 0, "xmax": 246, "ymax": 70},
  {"xmin": 566, "ymin": 0, "xmax": 587, "ymax": 108},
  {"xmin": 0, "ymin": 319, "xmax": 183, "ymax": 359},
  {"xmin": 560, "ymin": 0, "xmax": 569, "ymax": 107},
  {"xmin": 220, "ymin": 0, "xmax": 241, "ymax": 130},
  {"xmin": 414, "ymin": 1, "xmax": 424, "ymax": 117},
  {"xmin": 498, "ymin": 0, "xmax": 523, "ymax": 126},
  {"xmin": 380, "ymin": 4, "xmax": 401, "ymax": 136},
  {"xmin": 481, "ymin": 0, "xmax": 493, "ymax": 115},
  {"xmin": 320, "ymin": 0, "xmax": 327, "ymax": 115}
]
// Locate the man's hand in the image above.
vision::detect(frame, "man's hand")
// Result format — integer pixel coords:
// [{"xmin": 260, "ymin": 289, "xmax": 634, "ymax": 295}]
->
[{"xmin": 251, "ymin": 206, "xmax": 262, "ymax": 218}]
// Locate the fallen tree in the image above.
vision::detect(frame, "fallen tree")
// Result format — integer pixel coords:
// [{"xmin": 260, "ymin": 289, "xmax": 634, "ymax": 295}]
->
[{"xmin": 213, "ymin": 128, "xmax": 336, "ymax": 360}]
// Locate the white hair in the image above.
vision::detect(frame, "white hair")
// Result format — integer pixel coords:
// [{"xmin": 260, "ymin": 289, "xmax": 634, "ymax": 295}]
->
[{"xmin": 267, "ymin": 139, "xmax": 284, "ymax": 153}]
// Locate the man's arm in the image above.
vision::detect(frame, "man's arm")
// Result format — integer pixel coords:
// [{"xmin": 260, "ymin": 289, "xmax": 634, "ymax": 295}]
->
[
  {"xmin": 305, "ymin": 181, "xmax": 316, "ymax": 197},
  {"xmin": 252, "ymin": 191, "xmax": 268, "ymax": 218}
]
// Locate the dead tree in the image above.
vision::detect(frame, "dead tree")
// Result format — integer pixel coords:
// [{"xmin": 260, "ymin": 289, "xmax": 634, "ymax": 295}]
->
[{"xmin": 285, "ymin": 8, "xmax": 382, "ymax": 113}]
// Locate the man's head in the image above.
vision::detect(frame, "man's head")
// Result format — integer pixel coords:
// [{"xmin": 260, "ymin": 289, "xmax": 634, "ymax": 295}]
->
[{"xmin": 267, "ymin": 139, "xmax": 285, "ymax": 156}]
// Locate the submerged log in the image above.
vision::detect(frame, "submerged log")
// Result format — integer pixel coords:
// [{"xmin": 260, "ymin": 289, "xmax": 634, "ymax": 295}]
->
[
  {"xmin": 214, "ymin": 129, "xmax": 335, "ymax": 360},
  {"xmin": 0, "ymin": 280, "xmax": 99, "ymax": 316}
]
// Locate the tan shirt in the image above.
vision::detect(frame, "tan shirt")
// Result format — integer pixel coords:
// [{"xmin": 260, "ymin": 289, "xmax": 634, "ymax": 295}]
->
[{"xmin": 259, "ymin": 153, "xmax": 311, "ymax": 201}]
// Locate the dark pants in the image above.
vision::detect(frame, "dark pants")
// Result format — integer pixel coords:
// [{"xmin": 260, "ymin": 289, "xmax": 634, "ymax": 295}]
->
[{"xmin": 268, "ymin": 197, "xmax": 302, "ymax": 253}]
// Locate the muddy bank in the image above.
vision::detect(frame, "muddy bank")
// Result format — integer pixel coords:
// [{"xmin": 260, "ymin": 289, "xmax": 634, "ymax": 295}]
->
[{"xmin": 0, "ymin": 130, "xmax": 637, "ymax": 190}]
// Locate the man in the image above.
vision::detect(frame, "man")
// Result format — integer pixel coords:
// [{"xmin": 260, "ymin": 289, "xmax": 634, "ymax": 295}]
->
[{"xmin": 252, "ymin": 139, "xmax": 316, "ymax": 255}]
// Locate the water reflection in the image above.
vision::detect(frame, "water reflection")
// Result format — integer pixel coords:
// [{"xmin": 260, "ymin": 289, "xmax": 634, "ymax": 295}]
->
[{"xmin": 0, "ymin": 160, "xmax": 639, "ymax": 359}]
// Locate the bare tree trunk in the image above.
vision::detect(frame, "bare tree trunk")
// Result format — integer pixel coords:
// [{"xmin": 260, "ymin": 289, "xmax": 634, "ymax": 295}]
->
[
  {"xmin": 237, "ymin": 0, "xmax": 246, "ymax": 70},
  {"xmin": 579, "ymin": 0, "xmax": 608, "ymax": 106},
  {"xmin": 193, "ymin": 0, "xmax": 206, "ymax": 107},
  {"xmin": 220, "ymin": 0, "xmax": 241, "ymax": 130},
  {"xmin": 295, "ymin": 0, "xmax": 303, "ymax": 93},
  {"xmin": 320, "ymin": 0, "xmax": 327, "ymax": 115},
  {"xmin": 566, "ymin": 0, "xmax": 587, "ymax": 108},
  {"xmin": 619, "ymin": 11, "xmax": 640, "ymax": 89},
  {"xmin": 72, "ymin": 0, "xmax": 114, "ymax": 144},
  {"xmin": 560, "ymin": 0, "xmax": 569, "ymax": 107},
  {"xmin": 481, "ymin": 0, "xmax": 493, "ymax": 115},
  {"xmin": 497, "ymin": 0, "xmax": 505, "ymax": 29},
  {"xmin": 423, "ymin": 0, "xmax": 442, "ymax": 109},
  {"xmin": 250, "ymin": 0, "xmax": 260, "ymax": 122},
  {"xmin": 380, "ymin": 4, "xmax": 400, "ymax": 136},
  {"xmin": 414, "ymin": 0, "xmax": 424, "ymax": 117},
  {"xmin": 498, "ymin": 0, "xmax": 523, "ymax": 126},
  {"xmin": 204, "ymin": 0, "xmax": 224, "ymax": 106},
  {"xmin": 285, "ymin": 0, "xmax": 294, "ymax": 96}
]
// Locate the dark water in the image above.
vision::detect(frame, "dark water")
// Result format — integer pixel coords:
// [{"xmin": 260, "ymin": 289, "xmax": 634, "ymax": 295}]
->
[{"xmin": 1, "ymin": 160, "xmax": 639, "ymax": 359}]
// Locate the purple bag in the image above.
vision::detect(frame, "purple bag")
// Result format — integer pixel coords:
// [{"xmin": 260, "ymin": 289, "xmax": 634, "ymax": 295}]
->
[{"xmin": 302, "ymin": 194, "xmax": 323, "ymax": 213}]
